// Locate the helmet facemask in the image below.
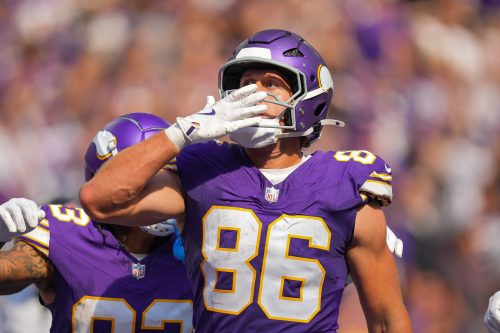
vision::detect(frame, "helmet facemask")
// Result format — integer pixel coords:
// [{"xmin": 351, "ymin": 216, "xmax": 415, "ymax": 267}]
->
[{"xmin": 219, "ymin": 59, "xmax": 306, "ymax": 133}]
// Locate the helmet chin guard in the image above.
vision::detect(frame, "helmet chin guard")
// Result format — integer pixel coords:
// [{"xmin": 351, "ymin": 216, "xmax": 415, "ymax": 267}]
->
[
  {"xmin": 140, "ymin": 219, "xmax": 177, "ymax": 237},
  {"xmin": 219, "ymin": 29, "xmax": 343, "ymax": 147}
]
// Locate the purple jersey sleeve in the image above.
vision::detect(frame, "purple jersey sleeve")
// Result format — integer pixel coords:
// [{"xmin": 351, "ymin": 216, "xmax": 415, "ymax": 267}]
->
[
  {"xmin": 17, "ymin": 216, "xmax": 51, "ymax": 256},
  {"xmin": 20, "ymin": 204, "xmax": 193, "ymax": 333},
  {"xmin": 332, "ymin": 150, "xmax": 393, "ymax": 207}
]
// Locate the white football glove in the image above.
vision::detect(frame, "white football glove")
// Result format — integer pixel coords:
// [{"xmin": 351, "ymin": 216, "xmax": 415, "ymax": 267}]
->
[
  {"xmin": 166, "ymin": 84, "xmax": 267, "ymax": 150},
  {"xmin": 386, "ymin": 226, "xmax": 403, "ymax": 258},
  {"xmin": 203, "ymin": 95, "xmax": 216, "ymax": 109},
  {"xmin": 0, "ymin": 198, "xmax": 45, "ymax": 242},
  {"xmin": 485, "ymin": 291, "xmax": 500, "ymax": 333}
]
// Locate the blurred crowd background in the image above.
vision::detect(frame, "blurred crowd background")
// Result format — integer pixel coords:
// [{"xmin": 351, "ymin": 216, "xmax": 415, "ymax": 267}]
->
[{"xmin": 0, "ymin": 0, "xmax": 499, "ymax": 332}]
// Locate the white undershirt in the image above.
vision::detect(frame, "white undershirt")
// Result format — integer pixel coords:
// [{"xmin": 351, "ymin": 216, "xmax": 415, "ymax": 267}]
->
[
  {"xmin": 130, "ymin": 253, "xmax": 147, "ymax": 261},
  {"xmin": 259, "ymin": 154, "xmax": 311, "ymax": 185}
]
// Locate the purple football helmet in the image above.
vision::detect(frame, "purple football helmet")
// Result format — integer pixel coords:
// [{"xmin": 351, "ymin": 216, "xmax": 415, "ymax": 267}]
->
[
  {"xmin": 84, "ymin": 113, "xmax": 170, "ymax": 181},
  {"xmin": 84, "ymin": 113, "xmax": 177, "ymax": 237},
  {"xmin": 219, "ymin": 29, "xmax": 344, "ymax": 147}
]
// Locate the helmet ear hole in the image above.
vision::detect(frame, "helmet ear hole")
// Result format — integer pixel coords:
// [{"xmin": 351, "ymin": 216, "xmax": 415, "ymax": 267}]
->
[
  {"xmin": 284, "ymin": 109, "xmax": 293, "ymax": 126},
  {"xmin": 314, "ymin": 103, "xmax": 326, "ymax": 117}
]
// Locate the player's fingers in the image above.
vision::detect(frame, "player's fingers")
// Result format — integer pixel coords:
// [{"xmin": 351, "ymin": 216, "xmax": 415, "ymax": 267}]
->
[
  {"xmin": 239, "ymin": 105, "xmax": 268, "ymax": 118},
  {"xmin": 6, "ymin": 203, "xmax": 26, "ymax": 233},
  {"xmin": 395, "ymin": 239, "xmax": 404, "ymax": 258},
  {"xmin": 486, "ymin": 292, "xmax": 500, "ymax": 330},
  {"xmin": 386, "ymin": 226, "xmax": 396, "ymax": 252},
  {"xmin": 239, "ymin": 91, "xmax": 267, "ymax": 107},
  {"xmin": 492, "ymin": 292, "xmax": 500, "ymax": 314},
  {"xmin": 226, "ymin": 84, "xmax": 257, "ymax": 102},
  {"xmin": 204, "ymin": 96, "xmax": 216, "ymax": 108},
  {"xmin": 227, "ymin": 117, "xmax": 262, "ymax": 133},
  {"xmin": 0, "ymin": 208, "xmax": 17, "ymax": 233},
  {"xmin": 37, "ymin": 210, "xmax": 46, "ymax": 221},
  {"xmin": 18, "ymin": 198, "xmax": 40, "ymax": 228}
]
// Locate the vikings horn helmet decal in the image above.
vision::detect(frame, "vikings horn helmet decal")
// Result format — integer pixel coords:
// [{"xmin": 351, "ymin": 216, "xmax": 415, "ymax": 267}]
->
[{"xmin": 84, "ymin": 113, "xmax": 170, "ymax": 180}]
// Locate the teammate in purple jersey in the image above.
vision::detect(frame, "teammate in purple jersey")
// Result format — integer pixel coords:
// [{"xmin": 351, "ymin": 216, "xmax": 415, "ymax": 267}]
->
[
  {"xmin": 81, "ymin": 30, "xmax": 413, "ymax": 332},
  {"xmin": 0, "ymin": 113, "xmax": 193, "ymax": 333}
]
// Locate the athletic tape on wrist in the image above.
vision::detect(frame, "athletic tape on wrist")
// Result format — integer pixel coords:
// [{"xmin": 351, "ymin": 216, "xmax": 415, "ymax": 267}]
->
[{"xmin": 164, "ymin": 123, "xmax": 188, "ymax": 151}]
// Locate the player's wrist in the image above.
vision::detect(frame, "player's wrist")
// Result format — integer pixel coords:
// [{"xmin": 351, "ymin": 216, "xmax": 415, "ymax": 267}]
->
[{"xmin": 165, "ymin": 122, "xmax": 189, "ymax": 151}]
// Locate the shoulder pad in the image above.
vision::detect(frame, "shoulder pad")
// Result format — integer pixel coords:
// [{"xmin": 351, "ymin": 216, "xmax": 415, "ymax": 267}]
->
[{"xmin": 333, "ymin": 150, "xmax": 393, "ymax": 206}]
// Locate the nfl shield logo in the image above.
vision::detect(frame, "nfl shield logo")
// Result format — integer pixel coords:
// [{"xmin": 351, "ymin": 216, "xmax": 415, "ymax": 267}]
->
[
  {"xmin": 265, "ymin": 186, "xmax": 280, "ymax": 203},
  {"xmin": 131, "ymin": 263, "xmax": 146, "ymax": 279}
]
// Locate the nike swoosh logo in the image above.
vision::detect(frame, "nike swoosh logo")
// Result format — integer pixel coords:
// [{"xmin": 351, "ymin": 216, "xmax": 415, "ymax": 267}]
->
[
  {"xmin": 197, "ymin": 109, "xmax": 216, "ymax": 116},
  {"xmin": 384, "ymin": 164, "xmax": 392, "ymax": 173},
  {"xmin": 186, "ymin": 126, "xmax": 195, "ymax": 136}
]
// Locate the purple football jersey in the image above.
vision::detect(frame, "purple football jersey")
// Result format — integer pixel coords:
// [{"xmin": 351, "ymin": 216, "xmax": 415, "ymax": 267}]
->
[
  {"xmin": 19, "ymin": 204, "xmax": 193, "ymax": 333},
  {"xmin": 176, "ymin": 141, "xmax": 393, "ymax": 333}
]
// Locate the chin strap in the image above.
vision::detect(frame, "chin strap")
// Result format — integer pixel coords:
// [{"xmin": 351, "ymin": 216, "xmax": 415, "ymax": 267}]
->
[
  {"xmin": 276, "ymin": 119, "xmax": 345, "ymax": 139},
  {"xmin": 319, "ymin": 119, "xmax": 346, "ymax": 127}
]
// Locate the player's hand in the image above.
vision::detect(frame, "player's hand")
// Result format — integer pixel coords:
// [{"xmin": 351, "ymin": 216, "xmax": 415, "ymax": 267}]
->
[
  {"xmin": 485, "ymin": 291, "xmax": 500, "ymax": 333},
  {"xmin": 203, "ymin": 95, "xmax": 216, "ymax": 109},
  {"xmin": 386, "ymin": 226, "xmax": 403, "ymax": 258},
  {"xmin": 166, "ymin": 84, "xmax": 267, "ymax": 149},
  {"xmin": 0, "ymin": 198, "xmax": 45, "ymax": 242}
]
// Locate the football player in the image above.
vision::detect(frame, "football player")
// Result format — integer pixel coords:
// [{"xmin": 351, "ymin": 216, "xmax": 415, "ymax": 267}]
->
[
  {"xmin": 80, "ymin": 30, "xmax": 412, "ymax": 332},
  {"xmin": 0, "ymin": 113, "xmax": 193, "ymax": 332}
]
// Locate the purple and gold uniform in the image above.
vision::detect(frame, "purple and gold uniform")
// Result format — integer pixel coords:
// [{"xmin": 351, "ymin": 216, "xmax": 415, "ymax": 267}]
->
[
  {"xmin": 176, "ymin": 141, "xmax": 393, "ymax": 333},
  {"xmin": 18, "ymin": 204, "xmax": 193, "ymax": 333}
]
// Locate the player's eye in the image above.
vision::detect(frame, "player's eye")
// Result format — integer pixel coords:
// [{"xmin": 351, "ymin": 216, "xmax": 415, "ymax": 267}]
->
[
  {"xmin": 267, "ymin": 81, "xmax": 278, "ymax": 88},
  {"xmin": 262, "ymin": 79, "xmax": 281, "ymax": 89},
  {"xmin": 240, "ymin": 78, "xmax": 256, "ymax": 87}
]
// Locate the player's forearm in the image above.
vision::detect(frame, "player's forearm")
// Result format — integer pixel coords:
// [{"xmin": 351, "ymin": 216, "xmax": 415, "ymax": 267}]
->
[
  {"xmin": 80, "ymin": 131, "xmax": 180, "ymax": 221},
  {"xmin": 384, "ymin": 314, "xmax": 413, "ymax": 333},
  {"xmin": 0, "ymin": 278, "xmax": 32, "ymax": 295},
  {"xmin": 0, "ymin": 244, "xmax": 47, "ymax": 295},
  {"xmin": 365, "ymin": 309, "xmax": 413, "ymax": 333}
]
